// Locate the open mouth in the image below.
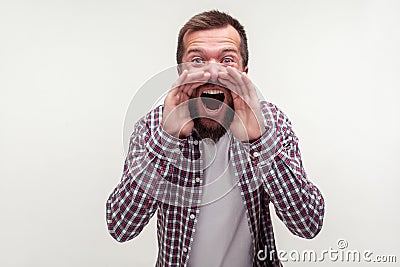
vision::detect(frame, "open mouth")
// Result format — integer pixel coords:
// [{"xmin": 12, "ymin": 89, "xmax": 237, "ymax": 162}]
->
[{"xmin": 200, "ymin": 89, "xmax": 225, "ymax": 111}]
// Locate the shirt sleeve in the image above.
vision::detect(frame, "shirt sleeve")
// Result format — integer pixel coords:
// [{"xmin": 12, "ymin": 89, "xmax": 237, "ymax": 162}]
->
[
  {"xmin": 252, "ymin": 103, "xmax": 325, "ymax": 239},
  {"xmin": 106, "ymin": 117, "xmax": 160, "ymax": 242},
  {"xmin": 106, "ymin": 105, "xmax": 196, "ymax": 242}
]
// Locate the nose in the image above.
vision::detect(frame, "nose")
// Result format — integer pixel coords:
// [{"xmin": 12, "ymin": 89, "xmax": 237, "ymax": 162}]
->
[{"xmin": 207, "ymin": 62, "xmax": 220, "ymax": 83}]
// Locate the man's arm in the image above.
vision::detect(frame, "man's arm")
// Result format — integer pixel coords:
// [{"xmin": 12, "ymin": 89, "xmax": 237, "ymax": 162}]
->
[
  {"xmin": 106, "ymin": 105, "xmax": 191, "ymax": 242},
  {"xmin": 253, "ymin": 103, "xmax": 325, "ymax": 238},
  {"xmin": 217, "ymin": 67, "xmax": 324, "ymax": 237},
  {"xmin": 106, "ymin": 118, "xmax": 159, "ymax": 242}
]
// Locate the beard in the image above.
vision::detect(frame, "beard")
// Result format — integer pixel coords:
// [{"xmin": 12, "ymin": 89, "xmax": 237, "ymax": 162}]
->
[{"xmin": 188, "ymin": 85, "xmax": 235, "ymax": 143}]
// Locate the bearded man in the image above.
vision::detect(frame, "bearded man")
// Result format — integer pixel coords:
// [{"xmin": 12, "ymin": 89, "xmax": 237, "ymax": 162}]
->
[{"xmin": 106, "ymin": 10, "xmax": 325, "ymax": 267}]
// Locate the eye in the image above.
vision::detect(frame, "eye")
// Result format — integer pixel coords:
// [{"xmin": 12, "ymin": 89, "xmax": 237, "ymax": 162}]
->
[
  {"xmin": 191, "ymin": 57, "xmax": 205, "ymax": 64},
  {"xmin": 221, "ymin": 57, "xmax": 235, "ymax": 64}
]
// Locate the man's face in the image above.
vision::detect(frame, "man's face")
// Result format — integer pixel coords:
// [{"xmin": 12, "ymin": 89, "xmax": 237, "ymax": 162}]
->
[{"xmin": 181, "ymin": 25, "xmax": 247, "ymax": 141}]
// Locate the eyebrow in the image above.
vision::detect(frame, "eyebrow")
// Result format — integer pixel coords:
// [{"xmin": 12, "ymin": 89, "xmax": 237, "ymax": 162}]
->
[
  {"xmin": 186, "ymin": 48, "xmax": 204, "ymax": 55},
  {"xmin": 186, "ymin": 47, "xmax": 240, "ymax": 55}
]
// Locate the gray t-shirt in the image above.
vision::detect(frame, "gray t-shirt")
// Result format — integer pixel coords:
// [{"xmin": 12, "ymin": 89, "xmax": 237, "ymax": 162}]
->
[{"xmin": 187, "ymin": 133, "xmax": 253, "ymax": 267}]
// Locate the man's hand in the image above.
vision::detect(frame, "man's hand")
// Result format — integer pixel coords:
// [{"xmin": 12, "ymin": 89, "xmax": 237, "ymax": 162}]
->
[
  {"xmin": 218, "ymin": 66, "xmax": 265, "ymax": 142},
  {"xmin": 162, "ymin": 69, "xmax": 210, "ymax": 138}
]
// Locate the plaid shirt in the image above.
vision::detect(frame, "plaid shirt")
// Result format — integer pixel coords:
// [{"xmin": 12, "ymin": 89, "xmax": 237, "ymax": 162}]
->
[{"xmin": 106, "ymin": 101, "xmax": 325, "ymax": 267}]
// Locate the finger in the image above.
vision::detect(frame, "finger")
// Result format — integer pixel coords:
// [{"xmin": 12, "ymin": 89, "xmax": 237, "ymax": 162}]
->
[
  {"xmin": 181, "ymin": 72, "xmax": 210, "ymax": 96},
  {"xmin": 173, "ymin": 70, "xmax": 208, "ymax": 100},
  {"xmin": 176, "ymin": 71, "xmax": 208, "ymax": 97},
  {"xmin": 217, "ymin": 72, "xmax": 242, "ymax": 96},
  {"xmin": 181, "ymin": 81, "xmax": 205, "ymax": 98},
  {"xmin": 241, "ymin": 72, "xmax": 258, "ymax": 100},
  {"xmin": 226, "ymin": 66, "xmax": 248, "ymax": 98},
  {"xmin": 183, "ymin": 70, "xmax": 210, "ymax": 86},
  {"xmin": 174, "ymin": 69, "xmax": 206, "ymax": 90},
  {"xmin": 218, "ymin": 68, "xmax": 245, "ymax": 97},
  {"xmin": 171, "ymin": 70, "xmax": 188, "ymax": 96},
  {"xmin": 229, "ymin": 90, "xmax": 242, "ymax": 103},
  {"xmin": 184, "ymin": 81, "xmax": 206, "ymax": 97}
]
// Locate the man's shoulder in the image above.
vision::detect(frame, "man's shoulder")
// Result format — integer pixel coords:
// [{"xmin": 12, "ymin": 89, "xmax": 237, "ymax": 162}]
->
[
  {"xmin": 141, "ymin": 105, "xmax": 164, "ymax": 126},
  {"xmin": 260, "ymin": 100, "xmax": 292, "ymax": 127},
  {"xmin": 131, "ymin": 105, "xmax": 163, "ymax": 133}
]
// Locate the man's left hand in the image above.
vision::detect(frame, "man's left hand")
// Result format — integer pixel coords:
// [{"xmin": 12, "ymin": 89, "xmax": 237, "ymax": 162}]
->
[{"xmin": 218, "ymin": 66, "xmax": 265, "ymax": 142}]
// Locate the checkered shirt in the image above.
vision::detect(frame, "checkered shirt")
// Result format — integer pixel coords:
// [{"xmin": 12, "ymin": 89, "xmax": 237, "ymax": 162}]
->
[{"xmin": 106, "ymin": 101, "xmax": 325, "ymax": 266}]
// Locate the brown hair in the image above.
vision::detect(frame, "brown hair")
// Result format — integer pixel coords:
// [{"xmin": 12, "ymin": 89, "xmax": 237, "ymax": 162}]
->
[{"xmin": 176, "ymin": 10, "xmax": 249, "ymax": 68}]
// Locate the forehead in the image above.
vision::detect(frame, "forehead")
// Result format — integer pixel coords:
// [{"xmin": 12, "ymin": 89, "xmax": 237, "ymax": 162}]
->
[{"xmin": 183, "ymin": 25, "xmax": 241, "ymax": 51}]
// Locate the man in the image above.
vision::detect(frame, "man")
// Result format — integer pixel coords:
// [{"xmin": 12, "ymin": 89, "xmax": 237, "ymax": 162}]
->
[{"xmin": 106, "ymin": 10, "xmax": 324, "ymax": 267}]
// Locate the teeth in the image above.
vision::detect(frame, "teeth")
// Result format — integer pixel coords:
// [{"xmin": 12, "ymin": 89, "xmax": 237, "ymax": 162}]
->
[{"xmin": 203, "ymin": 89, "xmax": 223, "ymax": 94}]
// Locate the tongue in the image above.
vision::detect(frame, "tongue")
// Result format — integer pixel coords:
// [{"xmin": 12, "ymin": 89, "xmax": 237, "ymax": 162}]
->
[
  {"xmin": 202, "ymin": 97, "xmax": 222, "ymax": 110},
  {"xmin": 200, "ymin": 92, "xmax": 225, "ymax": 111}
]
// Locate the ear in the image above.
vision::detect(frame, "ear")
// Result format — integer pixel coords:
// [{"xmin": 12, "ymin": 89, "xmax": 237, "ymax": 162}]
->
[
  {"xmin": 177, "ymin": 65, "xmax": 182, "ymax": 75},
  {"xmin": 244, "ymin": 66, "xmax": 248, "ymax": 74}
]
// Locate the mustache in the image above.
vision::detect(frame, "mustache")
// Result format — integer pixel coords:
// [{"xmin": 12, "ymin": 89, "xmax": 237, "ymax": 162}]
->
[{"xmin": 199, "ymin": 81, "xmax": 227, "ymax": 89}]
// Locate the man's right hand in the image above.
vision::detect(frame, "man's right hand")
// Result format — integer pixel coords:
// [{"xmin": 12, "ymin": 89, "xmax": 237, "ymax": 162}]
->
[{"xmin": 161, "ymin": 69, "xmax": 210, "ymax": 138}]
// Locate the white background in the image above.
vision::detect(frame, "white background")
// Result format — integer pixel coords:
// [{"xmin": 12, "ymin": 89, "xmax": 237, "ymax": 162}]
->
[{"xmin": 1, "ymin": 0, "xmax": 399, "ymax": 266}]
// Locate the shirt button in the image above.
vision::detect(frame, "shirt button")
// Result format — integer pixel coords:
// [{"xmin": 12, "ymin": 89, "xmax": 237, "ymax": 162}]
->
[
  {"xmin": 195, "ymin": 177, "xmax": 201, "ymax": 183},
  {"xmin": 173, "ymin": 148, "xmax": 180, "ymax": 153},
  {"xmin": 193, "ymin": 140, "xmax": 199, "ymax": 145},
  {"xmin": 189, "ymin": 214, "xmax": 196, "ymax": 219},
  {"xmin": 253, "ymin": 151, "xmax": 260, "ymax": 157},
  {"xmin": 183, "ymin": 247, "xmax": 188, "ymax": 253}
]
